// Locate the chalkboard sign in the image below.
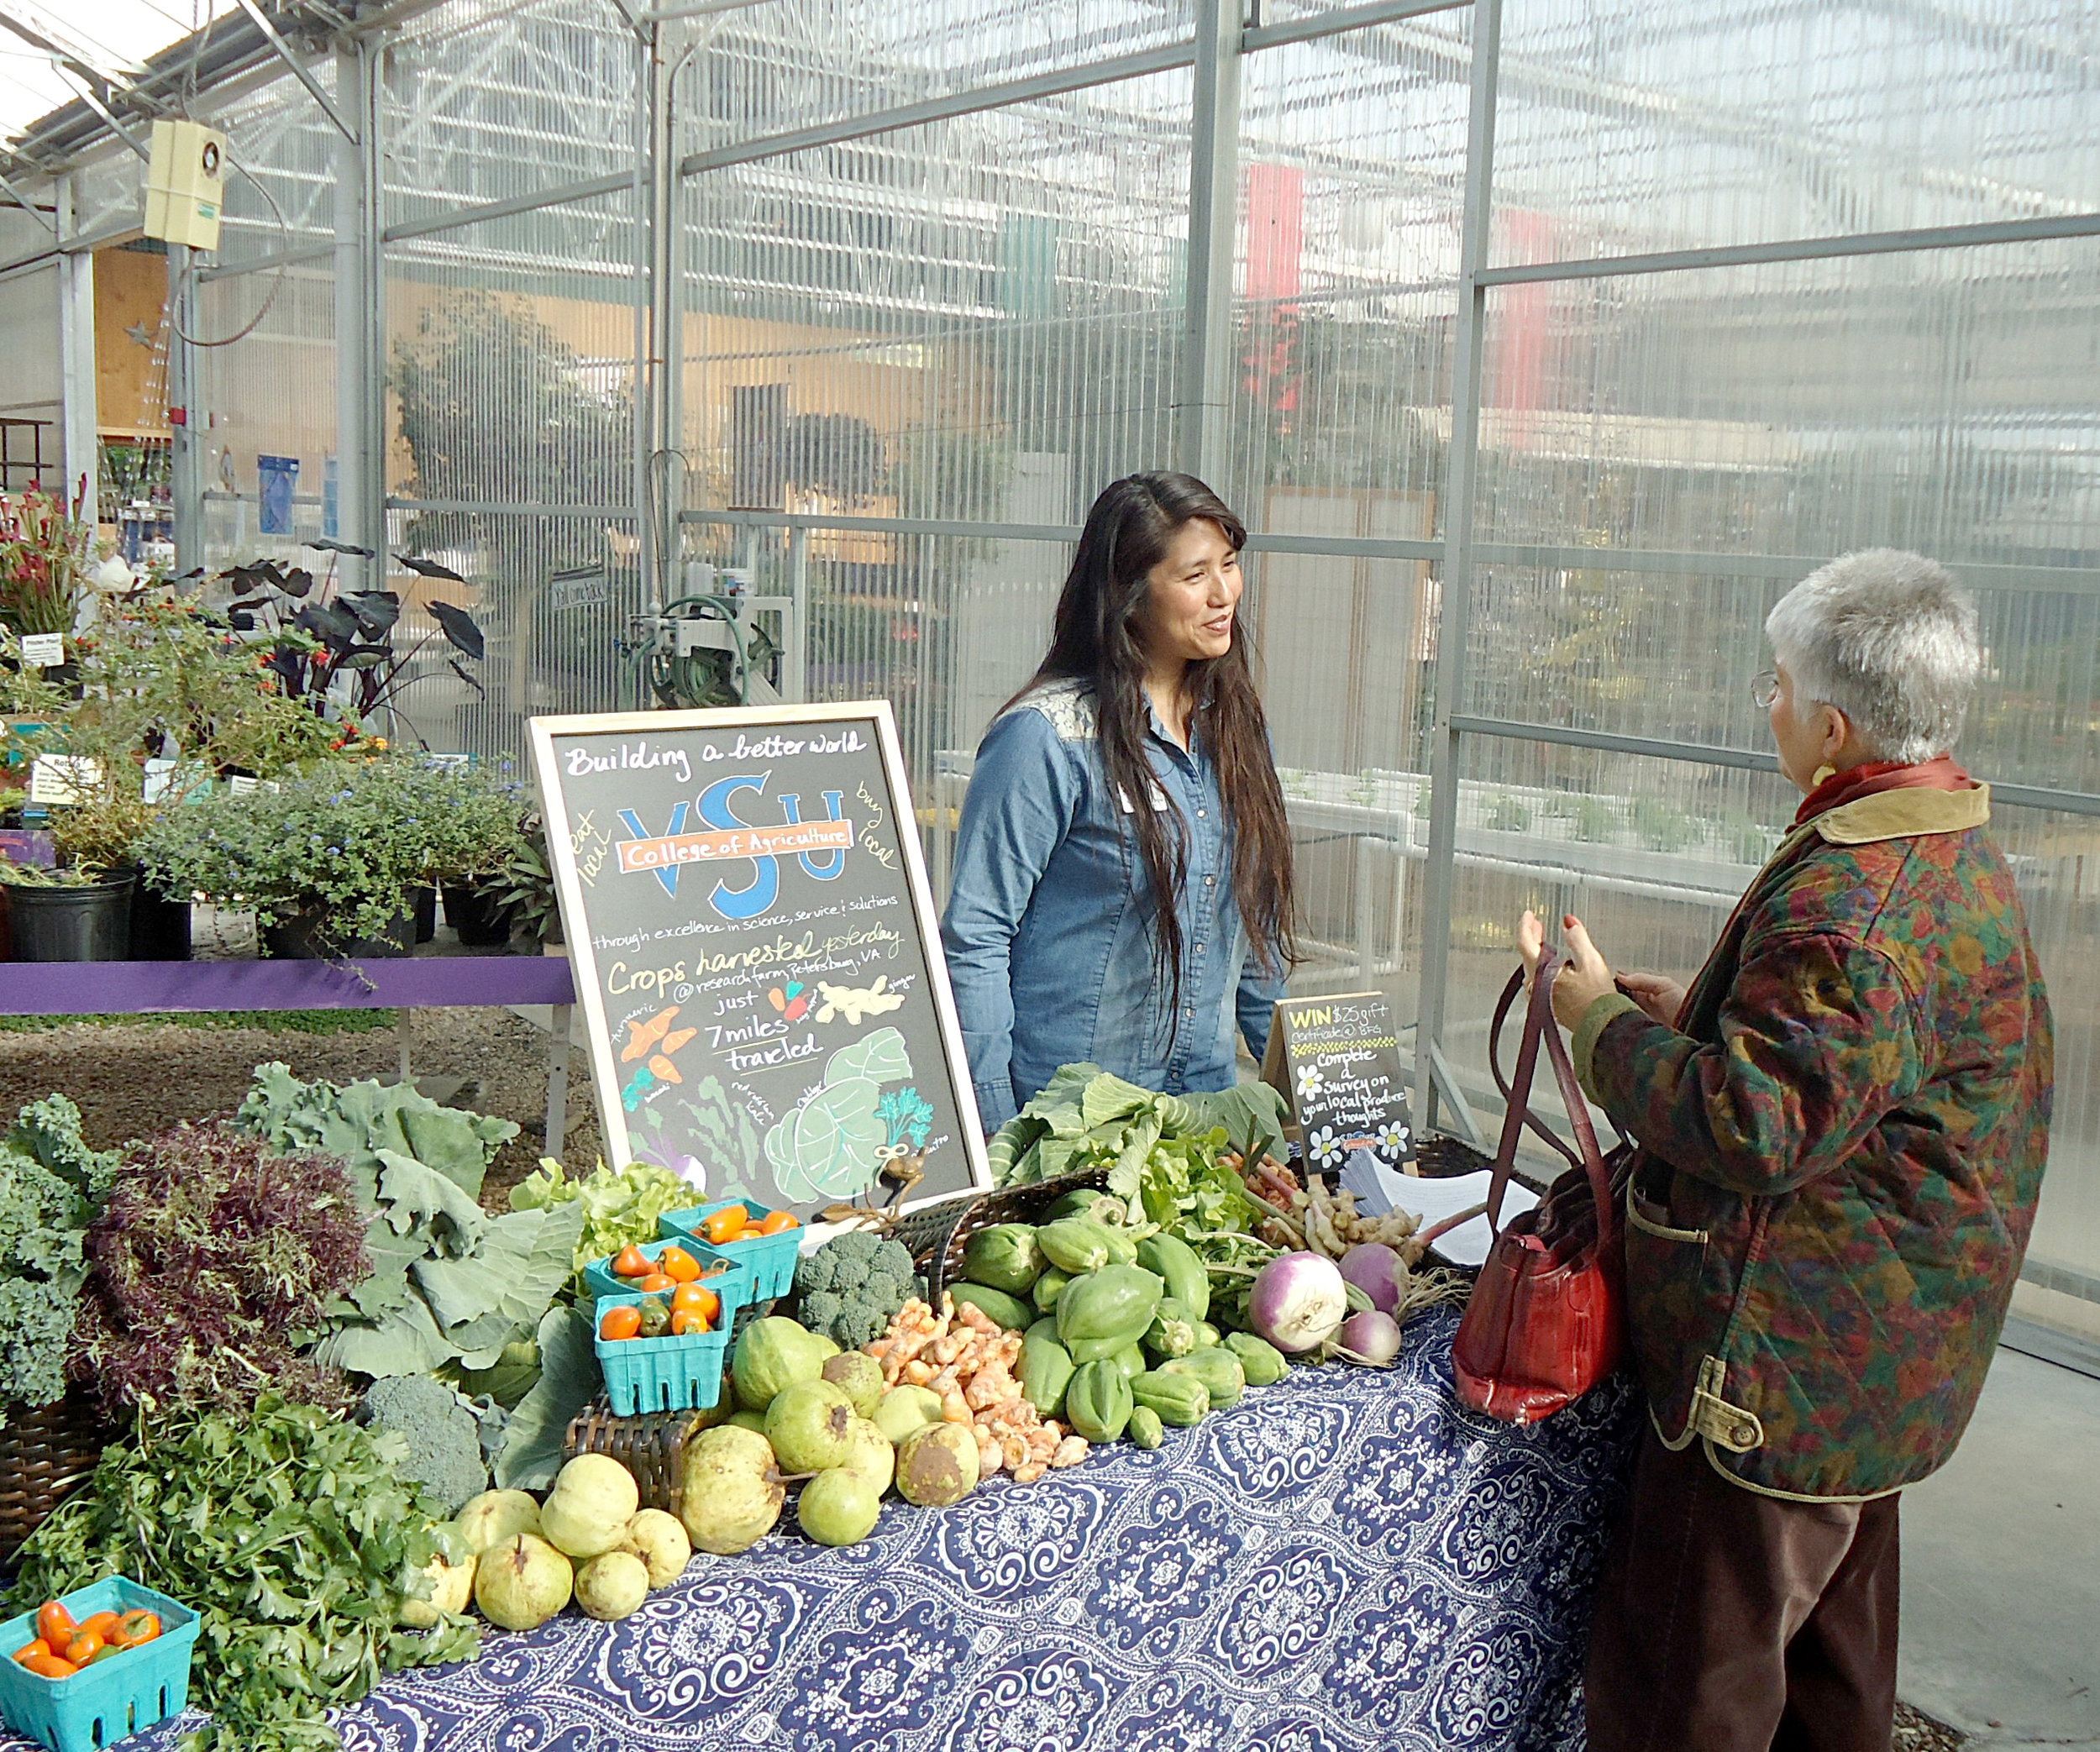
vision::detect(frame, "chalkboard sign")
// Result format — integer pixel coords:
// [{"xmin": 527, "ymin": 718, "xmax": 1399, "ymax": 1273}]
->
[
  {"xmin": 1260, "ymin": 991, "xmax": 1415, "ymax": 1175},
  {"xmin": 528, "ymin": 702, "xmax": 990, "ymax": 1217}
]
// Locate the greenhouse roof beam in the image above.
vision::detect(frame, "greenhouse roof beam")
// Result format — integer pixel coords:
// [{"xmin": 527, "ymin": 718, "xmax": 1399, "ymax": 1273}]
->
[{"xmin": 229, "ymin": 0, "xmax": 357, "ymax": 142}]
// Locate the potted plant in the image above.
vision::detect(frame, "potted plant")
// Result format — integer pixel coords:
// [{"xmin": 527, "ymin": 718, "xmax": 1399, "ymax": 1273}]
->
[
  {"xmin": 0, "ymin": 489, "xmax": 88, "ymax": 641},
  {"xmin": 139, "ymin": 755, "xmax": 528, "ymax": 959},
  {"xmin": 428, "ymin": 763, "xmax": 533, "ymax": 947},
  {"xmin": 474, "ymin": 807, "xmax": 564, "ymax": 948}
]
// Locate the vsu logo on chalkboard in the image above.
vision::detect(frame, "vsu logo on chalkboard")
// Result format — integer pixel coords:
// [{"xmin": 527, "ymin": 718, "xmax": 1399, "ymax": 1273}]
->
[{"xmin": 613, "ymin": 773, "xmax": 854, "ymax": 918}]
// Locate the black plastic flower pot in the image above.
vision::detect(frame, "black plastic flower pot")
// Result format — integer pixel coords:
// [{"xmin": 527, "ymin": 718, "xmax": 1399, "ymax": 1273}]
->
[
  {"xmin": 262, "ymin": 895, "xmax": 417, "ymax": 960},
  {"xmin": 123, "ymin": 874, "xmax": 193, "ymax": 962},
  {"xmin": 441, "ymin": 880, "xmax": 513, "ymax": 947},
  {"xmin": 2, "ymin": 873, "xmax": 136, "ymax": 962},
  {"xmin": 412, "ymin": 884, "xmax": 438, "ymax": 944}
]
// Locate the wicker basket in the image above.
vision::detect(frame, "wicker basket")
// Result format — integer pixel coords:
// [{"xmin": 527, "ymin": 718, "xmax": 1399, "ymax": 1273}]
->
[
  {"xmin": 563, "ymin": 1401, "xmax": 720, "ymax": 1519},
  {"xmin": 919, "ymin": 1169, "xmax": 1110, "ymax": 1309},
  {"xmin": 0, "ymin": 1388, "xmax": 113, "ymax": 1565}
]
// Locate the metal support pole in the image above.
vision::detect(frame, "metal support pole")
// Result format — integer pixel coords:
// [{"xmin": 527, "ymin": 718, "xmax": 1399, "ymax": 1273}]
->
[
  {"xmin": 636, "ymin": 27, "xmax": 669, "ymax": 623},
  {"xmin": 360, "ymin": 42, "xmax": 388, "ymax": 593},
  {"xmin": 166, "ymin": 245, "xmax": 202, "ymax": 571},
  {"xmin": 1179, "ymin": 0, "xmax": 1242, "ymax": 484},
  {"xmin": 544, "ymin": 1004, "xmax": 573, "ymax": 1155},
  {"xmin": 333, "ymin": 43, "xmax": 374, "ymax": 593},
  {"xmin": 785, "ymin": 524, "xmax": 808, "ymax": 702},
  {"xmin": 55, "ymin": 176, "xmax": 98, "ymax": 523},
  {"xmin": 1413, "ymin": 0, "xmax": 1501, "ymax": 1128}
]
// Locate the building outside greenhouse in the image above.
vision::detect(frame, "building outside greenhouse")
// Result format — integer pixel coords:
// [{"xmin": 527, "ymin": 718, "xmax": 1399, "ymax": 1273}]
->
[{"xmin": 0, "ymin": 0, "xmax": 2095, "ymax": 1741}]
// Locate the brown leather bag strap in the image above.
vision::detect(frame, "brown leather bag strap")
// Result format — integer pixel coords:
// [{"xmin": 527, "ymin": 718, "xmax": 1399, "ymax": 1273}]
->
[
  {"xmin": 1537, "ymin": 1002, "xmax": 1619, "ymax": 1254},
  {"xmin": 1488, "ymin": 957, "xmax": 1584, "ymax": 1176},
  {"xmin": 1483, "ymin": 949, "xmax": 1563, "ymax": 1233}
]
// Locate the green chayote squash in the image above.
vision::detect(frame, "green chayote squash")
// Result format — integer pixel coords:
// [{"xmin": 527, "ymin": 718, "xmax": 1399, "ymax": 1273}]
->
[
  {"xmin": 961, "ymin": 1224, "xmax": 1044, "ymax": 1296},
  {"xmin": 1136, "ymin": 1233, "xmax": 1209, "ymax": 1321},
  {"xmin": 1020, "ymin": 1319, "xmax": 1076, "ymax": 1417},
  {"xmin": 1063, "ymin": 1358, "xmax": 1134, "ymax": 1443},
  {"xmin": 1163, "ymin": 1345, "xmax": 1246, "ymax": 1408},
  {"xmin": 1131, "ymin": 1369, "xmax": 1210, "ymax": 1427},
  {"xmin": 1032, "ymin": 1265, "xmax": 1073, "ymax": 1316},
  {"xmin": 1108, "ymin": 1342, "xmax": 1146, "ymax": 1384},
  {"xmin": 1127, "ymin": 1404, "xmax": 1165, "ymax": 1449},
  {"xmin": 1142, "ymin": 1297, "xmax": 1199, "ymax": 1361},
  {"xmin": 948, "ymin": 1282, "xmax": 1032, "ymax": 1331},
  {"xmin": 1223, "ymin": 1331, "xmax": 1287, "ymax": 1386},
  {"xmin": 1056, "ymin": 1264, "xmax": 1163, "ymax": 1349},
  {"xmin": 1044, "ymin": 1189, "xmax": 1124, "ymax": 1225},
  {"xmin": 1100, "ymin": 1225, "xmax": 1139, "ymax": 1266},
  {"xmin": 1192, "ymin": 1321, "xmax": 1221, "ymax": 1352},
  {"xmin": 1037, "ymin": 1217, "xmax": 1118, "ymax": 1274}
]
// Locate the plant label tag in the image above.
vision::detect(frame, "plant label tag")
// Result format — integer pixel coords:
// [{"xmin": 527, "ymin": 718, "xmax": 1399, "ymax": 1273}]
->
[
  {"xmin": 228, "ymin": 774, "xmax": 260, "ymax": 795},
  {"xmin": 20, "ymin": 632, "xmax": 63, "ymax": 667},
  {"xmin": 29, "ymin": 753, "xmax": 102, "ymax": 805},
  {"xmin": 144, "ymin": 758, "xmax": 179, "ymax": 804}
]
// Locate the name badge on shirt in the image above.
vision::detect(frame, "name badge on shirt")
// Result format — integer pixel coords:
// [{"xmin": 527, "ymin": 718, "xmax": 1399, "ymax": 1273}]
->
[{"xmin": 1117, "ymin": 781, "xmax": 1170, "ymax": 815}]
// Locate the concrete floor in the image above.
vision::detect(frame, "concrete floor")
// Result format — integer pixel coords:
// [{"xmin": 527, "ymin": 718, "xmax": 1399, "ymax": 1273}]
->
[{"xmin": 1898, "ymin": 1343, "xmax": 2100, "ymax": 1745}]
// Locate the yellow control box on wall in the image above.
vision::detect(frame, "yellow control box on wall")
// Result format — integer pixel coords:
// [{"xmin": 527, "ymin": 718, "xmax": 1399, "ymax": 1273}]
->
[{"xmin": 144, "ymin": 119, "xmax": 228, "ymax": 251}]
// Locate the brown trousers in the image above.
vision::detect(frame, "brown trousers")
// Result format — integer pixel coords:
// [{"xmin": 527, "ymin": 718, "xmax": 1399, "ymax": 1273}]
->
[{"xmin": 1585, "ymin": 1424, "xmax": 1901, "ymax": 1752}]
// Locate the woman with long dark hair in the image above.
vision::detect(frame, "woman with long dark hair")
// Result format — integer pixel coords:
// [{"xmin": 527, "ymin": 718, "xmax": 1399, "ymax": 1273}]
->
[{"xmin": 941, "ymin": 471, "xmax": 1296, "ymax": 1129}]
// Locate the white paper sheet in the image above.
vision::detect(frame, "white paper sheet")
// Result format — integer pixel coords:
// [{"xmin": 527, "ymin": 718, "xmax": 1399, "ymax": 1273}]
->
[{"xmin": 1341, "ymin": 1152, "xmax": 1536, "ymax": 1269}]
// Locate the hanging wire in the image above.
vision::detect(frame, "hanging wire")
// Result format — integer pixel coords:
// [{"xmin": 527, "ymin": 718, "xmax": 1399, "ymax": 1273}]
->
[{"xmin": 164, "ymin": 149, "xmax": 291, "ymax": 349}]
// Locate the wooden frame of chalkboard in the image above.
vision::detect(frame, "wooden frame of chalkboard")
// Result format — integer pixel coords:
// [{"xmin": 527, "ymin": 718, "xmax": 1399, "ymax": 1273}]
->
[{"xmin": 528, "ymin": 700, "xmax": 991, "ymax": 1219}]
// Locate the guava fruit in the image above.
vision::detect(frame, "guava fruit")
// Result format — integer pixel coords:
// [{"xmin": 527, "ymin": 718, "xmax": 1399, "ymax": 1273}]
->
[
  {"xmin": 797, "ymin": 1467, "xmax": 882, "ymax": 1546},
  {"xmin": 874, "ymin": 1385, "xmax": 944, "ymax": 1446},
  {"xmin": 680, "ymin": 1424, "xmax": 785, "ymax": 1555},
  {"xmin": 626, "ymin": 1508, "xmax": 692, "ymax": 1589},
  {"xmin": 727, "ymin": 1409, "xmax": 769, "ymax": 1435},
  {"xmin": 399, "ymin": 1549, "xmax": 475, "ymax": 1628},
  {"xmin": 764, "ymin": 1378, "xmax": 856, "ymax": 1472},
  {"xmin": 474, "ymin": 1533, "xmax": 573, "ymax": 1630},
  {"xmin": 732, "ymin": 1317, "xmax": 838, "ymax": 1410},
  {"xmin": 454, "ymin": 1488, "xmax": 542, "ymax": 1555},
  {"xmin": 834, "ymin": 1418, "xmax": 895, "ymax": 1496},
  {"xmin": 821, "ymin": 1351, "xmax": 885, "ymax": 1419},
  {"xmin": 539, "ymin": 1454, "xmax": 642, "ymax": 1560},
  {"xmin": 575, "ymin": 1550, "xmax": 650, "ymax": 1621},
  {"xmin": 895, "ymin": 1420, "xmax": 979, "ymax": 1507}
]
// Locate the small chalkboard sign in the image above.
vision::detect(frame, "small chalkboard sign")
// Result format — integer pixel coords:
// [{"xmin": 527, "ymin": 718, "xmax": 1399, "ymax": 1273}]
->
[
  {"xmin": 528, "ymin": 701, "xmax": 990, "ymax": 1218},
  {"xmin": 1260, "ymin": 990, "xmax": 1415, "ymax": 1175}
]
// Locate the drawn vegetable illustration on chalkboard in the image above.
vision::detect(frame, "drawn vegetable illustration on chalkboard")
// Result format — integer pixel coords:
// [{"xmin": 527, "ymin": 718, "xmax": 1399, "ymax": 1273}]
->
[
  {"xmin": 764, "ymin": 1027, "xmax": 916, "ymax": 1203},
  {"xmin": 631, "ymin": 1077, "xmax": 765, "ymax": 1199},
  {"xmin": 618, "ymin": 1012, "xmax": 701, "ymax": 1109},
  {"xmin": 875, "ymin": 1087, "xmax": 933, "ymax": 1156},
  {"xmin": 768, "ymin": 982, "xmax": 814, "ymax": 1023},
  {"xmin": 815, "ymin": 977, "xmax": 906, "ymax": 1025},
  {"xmin": 621, "ymin": 1005, "xmax": 681, "ymax": 1062}
]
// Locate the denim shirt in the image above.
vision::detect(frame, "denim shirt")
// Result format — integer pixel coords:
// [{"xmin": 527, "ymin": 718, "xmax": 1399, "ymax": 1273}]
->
[{"xmin": 940, "ymin": 679, "xmax": 1285, "ymax": 1130}]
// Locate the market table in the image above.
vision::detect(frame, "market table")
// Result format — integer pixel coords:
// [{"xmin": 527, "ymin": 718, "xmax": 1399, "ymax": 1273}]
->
[{"xmin": 32, "ymin": 1306, "xmax": 1639, "ymax": 1752}]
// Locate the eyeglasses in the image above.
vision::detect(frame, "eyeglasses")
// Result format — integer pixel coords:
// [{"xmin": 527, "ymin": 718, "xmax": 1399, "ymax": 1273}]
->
[{"xmin": 1751, "ymin": 669, "xmax": 1780, "ymax": 709}]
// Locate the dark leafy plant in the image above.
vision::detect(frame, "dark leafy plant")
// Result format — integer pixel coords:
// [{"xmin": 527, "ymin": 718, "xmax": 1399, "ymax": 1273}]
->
[
  {"xmin": 0, "ymin": 1095, "xmax": 118, "ymax": 1422},
  {"xmin": 72, "ymin": 1122, "xmax": 371, "ymax": 1420}
]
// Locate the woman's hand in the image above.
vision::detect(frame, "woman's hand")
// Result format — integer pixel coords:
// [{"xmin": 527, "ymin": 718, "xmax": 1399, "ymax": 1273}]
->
[
  {"xmin": 1516, "ymin": 910, "xmax": 1620, "ymax": 1031},
  {"xmin": 1616, "ymin": 971, "xmax": 1689, "ymax": 1028}
]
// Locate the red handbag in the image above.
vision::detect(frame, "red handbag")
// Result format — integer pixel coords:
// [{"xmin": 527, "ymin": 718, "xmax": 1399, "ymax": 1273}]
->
[{"xmin": 1451, "ymin": 947, "xmax": 1630, "ymax": 1424}]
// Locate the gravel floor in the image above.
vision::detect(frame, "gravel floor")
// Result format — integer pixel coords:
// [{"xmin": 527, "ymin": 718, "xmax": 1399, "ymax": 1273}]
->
[
  {"xmin": 0, "ymin": 1007, "xmax": 605, "ymax": 1208},
  {"xmin": 1896, "ymin": 1702, "xmax": 1967, "ymax": 1749}
]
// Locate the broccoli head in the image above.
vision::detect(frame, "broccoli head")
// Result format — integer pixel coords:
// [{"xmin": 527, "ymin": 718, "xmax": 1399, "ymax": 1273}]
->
[
  {"xmin": 794, "ymin": 1229, "xmax": 923, "ymax": 1351},
  {"xmin": 874, "ymin": 1237, "xmax": 916, "ymax": 1285},
  {"xmin": 360, "ymin": 1373, "xmax": 488, "ymax": 1515},
  {"xmin": 800, "ymin": 1290, "xmax": 846, "ymax": 1336},
  {"xmin": 830, "ymin": 1300, "xmax": 891, "ymax": 1351},
  {"xmin": 860, "ymin": 1270, "xmax": 903, "ymax": 1314},
  {"xmin": 795, "ymin": 1249, "xmax": 841, "ymax": 1296}
]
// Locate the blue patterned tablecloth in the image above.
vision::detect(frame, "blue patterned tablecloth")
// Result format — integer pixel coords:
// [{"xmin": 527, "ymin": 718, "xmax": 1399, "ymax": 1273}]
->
[{"xmin": 49, "ymin": 1309, "xmax": 1641, "ymax": 1752}]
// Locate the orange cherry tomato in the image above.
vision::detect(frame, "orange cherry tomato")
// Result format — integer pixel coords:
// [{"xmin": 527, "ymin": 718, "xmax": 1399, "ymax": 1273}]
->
[
  {"xmin": 63, "ymin": 1631, "xmax": 102, "ymax": 1665},
  {"xmin": 611, "ymin": 1244, "xmax": 653, "ymax": 1279},
  {"xmin": 670, "ymin": 1307, "xmax": 710, "ymax": 1335},
  {"xmin": 701, "ymin": 1204, "xmax": 749, "ymax": 1244},
  {"xmin": 656, "ymin": 1246, "xmax": 702, "ymax": 1283},
  {"xmin": 21, "ymin": 1651, "xmax": 78, "ymax": 1680},
  {"xmin": 11, "ymin": 1641, "xmax": 46, "ymax": 1665},
  {"xmin": 110, "ymin": 1611, "xmax": 160, "ymax": 1650},
  {"xmin": 35, "ymin": 1604, "xmax": 75, "ymax": 1650},
  {"xmin": 636, "ymin": 1272, "xmax": 675, "ymax": 1294},
  {"xmin": 599, "ymin": 1304, "xmax": 643, "ymax": 1341},
  {"xmin": 758, "ymin": 1210, "xmax": 799, "ymax": 1235},
  {"xmin": 74, "ymin": 1613, "xmax": 118, "ymax": 1644}
]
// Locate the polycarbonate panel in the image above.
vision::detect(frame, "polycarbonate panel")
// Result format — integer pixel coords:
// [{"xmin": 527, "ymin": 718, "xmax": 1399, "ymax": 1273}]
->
[
  {"xmin": 1491, "ymin": 0, "xmax": 2100, "ymax": 265},
  {"xmin": 197, "ymin": 69, "xmax": 343, "ymax": 260},
  {"xmin": 1224, "ymin": 13, "xmax": 1468, "ymax": 524},
  {"xmin": 0, "ymin": 263, "xmax": 61, "ymax": 428},
  {"xmin": 674, "ymin": 0, "xmax": 1195, "ymax": 160},
  {"xmin": 676, "ymin": 64, "xmax": 1192, "ymax": 529},
  {"xmin": 384, "ymin": 0, "xmax": 642, "ymax": 231},
  {"xmin": 196, "ymin": 265, "xmax": 338, "ymax": 569},
  {"xmin": 71, "ymin": 149, "xmax": 142, "ymax": 241}
]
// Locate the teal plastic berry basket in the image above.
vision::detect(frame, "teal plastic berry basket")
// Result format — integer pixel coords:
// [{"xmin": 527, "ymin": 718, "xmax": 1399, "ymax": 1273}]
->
[
  {"xmin": 0, "ymin": 1576, "xmax": 199, "ymax": 1752},
  {"xmin": 580, "ymin": 1240, "xmax": 753, "ymax": 1325},
  {"xmin": 592, "ymin": 1290, "xmax": 732, "ymax": 1415},
  {"xmin": 661, "ymin": 1199, "xmax": 802, "ymax": 1299}
]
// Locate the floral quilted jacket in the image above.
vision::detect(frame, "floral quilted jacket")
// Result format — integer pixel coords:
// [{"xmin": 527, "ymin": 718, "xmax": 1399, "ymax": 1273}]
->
[{"xmin": 1572, "ymin": 784, "xmax": 2052, "ymax": 1499}]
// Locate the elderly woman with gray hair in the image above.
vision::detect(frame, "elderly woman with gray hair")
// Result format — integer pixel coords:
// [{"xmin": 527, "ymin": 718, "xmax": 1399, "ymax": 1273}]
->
[{"xmin": 1516, "ymin": 550, "xmax": 2053, "ymax": 1750}]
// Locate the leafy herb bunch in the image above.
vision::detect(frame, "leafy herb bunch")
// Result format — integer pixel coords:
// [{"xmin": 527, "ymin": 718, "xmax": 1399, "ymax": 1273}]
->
[
  {"xmin": 0, "ymin": 1095, "xmax": 118, "ymax": 1422},
  {"xmin": 139, "ymin": 755, "xmax": 529, "ymax": 949},
  {"xmin": 72, "ymin": 1122, "xmax": 372, "ymax": 1421},
  {"xmin": 9, "ymin": 1394, "xmax": 480, "ymax": 1752}
]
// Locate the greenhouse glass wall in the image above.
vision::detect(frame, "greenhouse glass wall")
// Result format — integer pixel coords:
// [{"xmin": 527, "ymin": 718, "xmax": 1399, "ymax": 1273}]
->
[{"xmin": 3, "ymin": 0, "xmax": 2097, "ymax": 1347}]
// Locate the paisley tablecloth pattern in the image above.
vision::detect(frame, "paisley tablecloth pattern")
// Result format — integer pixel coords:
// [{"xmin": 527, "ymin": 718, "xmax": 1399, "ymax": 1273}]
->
[{"xmin": 24, "ymin": 1309, "xmax": 1641, "ymax": 1752}]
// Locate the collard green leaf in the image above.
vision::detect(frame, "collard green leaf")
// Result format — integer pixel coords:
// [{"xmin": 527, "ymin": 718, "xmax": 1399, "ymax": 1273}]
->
[
  {"xmin": 374, "ymin": 1150, "xmax": 487, "ymax": 1251},
  {"xmin": 765, "ymin": 1077, "xmax": 885, "ymax": 1203},
  {"xmin": 1082, "ymin": 1071, "xmax": 1152, "ymax": 1129},
  {"xmin": 494, "ymin": 1304, "xmax": 600, "ymax": 1490},
  {"xmin": 825, "ymin": 1026, "xmax": 911, "ymax": 1087}
]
